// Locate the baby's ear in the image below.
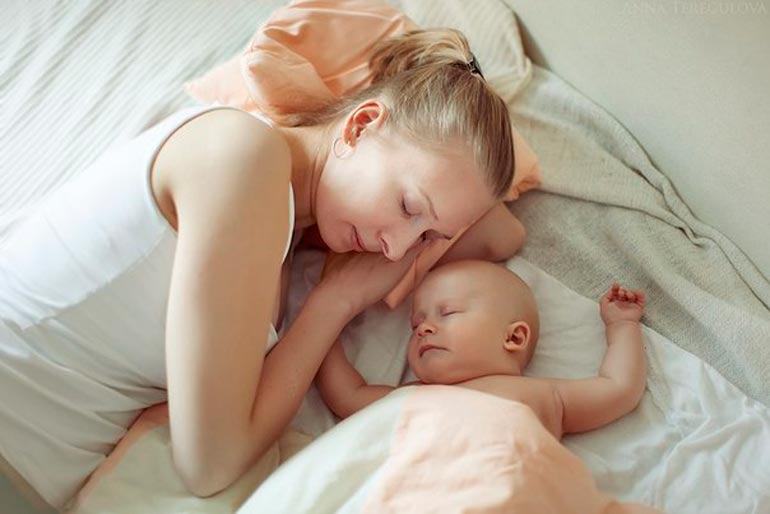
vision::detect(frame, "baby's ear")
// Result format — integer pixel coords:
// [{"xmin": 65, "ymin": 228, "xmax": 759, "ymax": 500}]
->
[{"xmin": 503, "ymin": 321, "xmax": 531, "ymax": 353}]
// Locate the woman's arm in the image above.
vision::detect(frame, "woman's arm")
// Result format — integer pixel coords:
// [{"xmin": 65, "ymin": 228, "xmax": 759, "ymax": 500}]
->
[
  {"xmin": 162, "ymin": 110, "xmax": 425, "ymax": 499},
  {"xmin": 316, "ymin": 340, "xmax": 395, "ymax": 419},
  {"xmin": 161, "ymin": 110, "xmax": 295, "ymax": 497},
  {"xmin": 436, "ymin": 202, "xmax": 526, "ymax": 266}
]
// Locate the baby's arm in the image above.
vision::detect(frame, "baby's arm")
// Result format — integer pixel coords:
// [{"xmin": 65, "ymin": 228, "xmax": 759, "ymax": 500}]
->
[
  {"xmin": 548, "ymin": 284, "xmax": 648, "ymax": 434},
  {"xmin": 316, "ymin": 341, "xmax": 395, "ymax": 419}
]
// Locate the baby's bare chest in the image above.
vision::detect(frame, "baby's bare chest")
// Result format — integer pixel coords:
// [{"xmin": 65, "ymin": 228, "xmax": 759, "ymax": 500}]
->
[{"xmin": 457, "ymin": 376, "xmax": 563, "ymax": 439}]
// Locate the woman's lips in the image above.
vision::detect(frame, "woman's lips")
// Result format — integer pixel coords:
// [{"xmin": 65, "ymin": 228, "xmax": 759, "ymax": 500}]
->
[{"xmin": 352, "ymin": 226, "xmax": 366, "ymax": 252}]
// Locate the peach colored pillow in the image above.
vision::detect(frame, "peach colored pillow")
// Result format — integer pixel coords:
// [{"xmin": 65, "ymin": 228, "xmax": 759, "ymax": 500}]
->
[{"xmin": 184, "ymin": 0, "xmax": 541, "ymax": 307}]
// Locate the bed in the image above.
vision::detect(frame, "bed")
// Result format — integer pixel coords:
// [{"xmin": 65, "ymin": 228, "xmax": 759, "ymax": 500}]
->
[{"xmin": 2, "ymin": 0, "xmax": 769, "ymax": 513}]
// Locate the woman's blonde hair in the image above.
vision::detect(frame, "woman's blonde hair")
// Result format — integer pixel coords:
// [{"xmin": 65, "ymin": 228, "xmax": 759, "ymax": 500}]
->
[{"xmin": 283, "ymin": 28, "xmax": 514, "ymax": 199}]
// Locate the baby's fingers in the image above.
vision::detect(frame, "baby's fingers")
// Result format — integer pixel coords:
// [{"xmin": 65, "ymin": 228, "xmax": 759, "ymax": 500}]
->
[
  {"xmin": 607, "ymin": 283, "xmax": 647, "ymax": 305},
  {"xmin": 602, "ymin": 284, "xmax": 618, "ymax": 303},
  {"xmin": 619, "ymin": 289, "xmax": 647, "ymax": 309},
  {"xmin": 623, "ymin": 288, "xmax": 645, "ymax": 305}
]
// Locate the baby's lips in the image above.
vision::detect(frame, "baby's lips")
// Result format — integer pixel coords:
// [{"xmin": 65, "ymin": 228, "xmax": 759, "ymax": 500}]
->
[{"xmin": 418, "ymin": 344, "xmax": 446, "ymax": 357}]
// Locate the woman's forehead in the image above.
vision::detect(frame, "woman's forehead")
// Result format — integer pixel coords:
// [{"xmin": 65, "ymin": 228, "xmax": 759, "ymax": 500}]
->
[
  {"xmin": 373, "ymin": 134, "xmax": 495, "ymax": 230},
  {"xmin": 399, "ymin": 141, "xmax": 475, "ymax": 176},
  {"xmin": 398, "ymin": 148, "xmax": 491, "ymax": 208}
]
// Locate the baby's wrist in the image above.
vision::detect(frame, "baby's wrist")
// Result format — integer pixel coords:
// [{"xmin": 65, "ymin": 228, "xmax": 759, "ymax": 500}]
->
[{"xmin": 604, "ymin": 319, "xmax": 641, "ymax": 329}]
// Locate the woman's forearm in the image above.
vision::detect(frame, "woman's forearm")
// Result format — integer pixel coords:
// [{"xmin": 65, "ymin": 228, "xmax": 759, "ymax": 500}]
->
[
  {"xmin": 436, "ymin": 202, "xmax": 525, "ymax": 266},
  {"xmin": 248, "ymin": 289, "xmax": 355, "ymax": 453}
]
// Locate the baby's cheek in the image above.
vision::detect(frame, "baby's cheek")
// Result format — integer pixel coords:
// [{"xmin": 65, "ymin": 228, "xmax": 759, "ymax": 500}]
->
[{"xmin": 405, "ymin": 344, "xmax": 419, "ymax": 370}]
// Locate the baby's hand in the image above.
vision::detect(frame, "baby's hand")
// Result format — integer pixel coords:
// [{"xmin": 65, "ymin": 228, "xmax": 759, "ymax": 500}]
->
[{"xmin": 600, "ymin": 283, "xmax": 646, "ymax": 326}]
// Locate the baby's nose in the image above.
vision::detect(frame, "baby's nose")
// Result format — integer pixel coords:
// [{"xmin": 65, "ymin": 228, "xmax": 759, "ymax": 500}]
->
[{"xmin": 417, "ymin": 323, "xmax": 436, "ymax": 337}]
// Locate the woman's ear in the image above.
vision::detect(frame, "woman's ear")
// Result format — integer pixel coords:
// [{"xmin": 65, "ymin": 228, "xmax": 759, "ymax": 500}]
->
[
  {"xmin": 342, "ymin": 100, "xmax": 388, "ymax": 146},
  {"xmin": 503, "ymin": 321, "xmax": 530, "ymax": 353}
]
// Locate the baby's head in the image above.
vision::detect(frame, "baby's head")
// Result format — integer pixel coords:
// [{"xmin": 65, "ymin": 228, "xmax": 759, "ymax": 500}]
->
[{"xmin": 407, "ymin": 260, "xmax": 539, "ymax": 385}]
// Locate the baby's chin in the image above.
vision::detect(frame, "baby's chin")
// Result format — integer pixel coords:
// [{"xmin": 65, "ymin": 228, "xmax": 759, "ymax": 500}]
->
[
  {"xmin": 408, "ymin": 361, "xmax": 447, "ymax": 385},
  {"xmin": 410, "ymin": 363, "xmax": 484, "ymax": 385}
]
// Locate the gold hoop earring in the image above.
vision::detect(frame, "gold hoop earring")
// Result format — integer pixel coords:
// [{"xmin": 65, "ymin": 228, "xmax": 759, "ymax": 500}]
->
[{"xmin": 332, "ymin": 137, "xmax": 353, "ymax": 159}]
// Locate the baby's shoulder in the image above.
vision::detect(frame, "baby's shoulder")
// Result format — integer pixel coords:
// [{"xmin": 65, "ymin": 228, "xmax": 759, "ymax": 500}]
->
[{"xmin": 458, "ymin": 375, "xmax": 564, "ymax": 439}]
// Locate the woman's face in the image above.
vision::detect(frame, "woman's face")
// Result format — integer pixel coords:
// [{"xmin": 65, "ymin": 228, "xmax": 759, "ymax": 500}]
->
[{"xmin": 315, "ymin": 129, "xmax": 496, "ymax": 261}]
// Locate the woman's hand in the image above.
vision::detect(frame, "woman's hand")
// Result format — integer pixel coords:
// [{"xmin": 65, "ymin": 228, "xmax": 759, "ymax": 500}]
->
[{"xmin": 317, "ymin": 242, "xmax": 428, "ymax": 317}]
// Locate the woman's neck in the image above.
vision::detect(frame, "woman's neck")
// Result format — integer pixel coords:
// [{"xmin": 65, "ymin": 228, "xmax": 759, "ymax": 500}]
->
[{"xmin": 277, "ymin": 123, "xmax": 330, "ymax": 231}]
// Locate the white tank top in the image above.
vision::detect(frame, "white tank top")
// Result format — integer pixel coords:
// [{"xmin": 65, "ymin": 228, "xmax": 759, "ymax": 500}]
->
[{"xmin": 0, "ymin": 105, "xmax": 295, "ymax": 509}]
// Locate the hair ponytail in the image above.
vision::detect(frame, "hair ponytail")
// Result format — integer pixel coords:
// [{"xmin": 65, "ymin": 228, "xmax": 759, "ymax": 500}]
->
[{"xmin": 368, "ymin": 29, "xmax": 474, "ymax": 83}]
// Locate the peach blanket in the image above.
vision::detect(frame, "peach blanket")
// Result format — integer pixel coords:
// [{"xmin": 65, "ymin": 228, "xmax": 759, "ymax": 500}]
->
[{"xmin": 239, "ymin": 385, "xmax": 661, "ymax": 514}]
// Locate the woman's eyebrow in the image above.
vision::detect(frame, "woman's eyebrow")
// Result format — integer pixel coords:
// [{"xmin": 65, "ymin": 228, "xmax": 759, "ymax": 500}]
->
[{"xmin": 418, "ymin": 186, "xmax": 453, "ymax": 239}]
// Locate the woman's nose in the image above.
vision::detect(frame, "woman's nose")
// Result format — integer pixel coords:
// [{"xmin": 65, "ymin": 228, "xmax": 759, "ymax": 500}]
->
[{"xmin": 380, "ymin": 230, "xmax": 422, "ymax": 261}]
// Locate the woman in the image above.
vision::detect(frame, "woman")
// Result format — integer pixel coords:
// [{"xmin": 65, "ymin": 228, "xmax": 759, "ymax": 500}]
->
[{"xmin": 0, "ymin": 28, "xmax": 524, "ymax": 508}]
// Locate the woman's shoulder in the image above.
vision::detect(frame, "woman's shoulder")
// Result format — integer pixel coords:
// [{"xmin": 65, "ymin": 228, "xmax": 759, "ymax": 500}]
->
[
  {"xmin": 158, "ymin": 108, "xmax": 291, "ymax": 193},
  {"xmin": 153, "ymin": 108, "xmax": 291, "ymax": 231},
  {"xmin": 189, "ymin": 108, "xmax": 290, "ymax": 165}
]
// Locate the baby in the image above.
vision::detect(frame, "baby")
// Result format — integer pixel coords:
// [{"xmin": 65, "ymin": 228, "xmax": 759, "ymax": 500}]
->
[
  {"xmin": 315, "ymin": 259, "xmax": 658, "ymax": 510},
  {"xmin": 314, "ymin": 258, "xmax": 660, "ymax": 512},
  {"xmin": 317, "ymin": 259, "xmax": 648, "ymax": 440}
]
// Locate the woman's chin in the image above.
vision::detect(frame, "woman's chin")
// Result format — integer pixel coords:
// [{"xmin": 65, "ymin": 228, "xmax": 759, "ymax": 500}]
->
[
  {"xmin": 314, "ymin": 223, "xmax": 343, "ymax": 253},
  {"xmin": 329, "ymin": 231, "xmax": 350, "ymax": 253}
]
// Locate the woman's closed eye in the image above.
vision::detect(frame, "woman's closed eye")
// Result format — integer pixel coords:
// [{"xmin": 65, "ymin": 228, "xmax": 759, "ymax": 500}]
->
[
  {"xmin": 401, "ymin": 196, "xmax": 453, "ymax": 244},
  {"xmin": 400, "ymin": 197, "xmax": 414, "ymax": 218}
]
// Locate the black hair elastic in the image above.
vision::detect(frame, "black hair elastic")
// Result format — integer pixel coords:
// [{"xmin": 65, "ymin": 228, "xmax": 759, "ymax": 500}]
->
[{"xmin": 468, "ymin": 53, "xmax": 484, "ymax": 79}]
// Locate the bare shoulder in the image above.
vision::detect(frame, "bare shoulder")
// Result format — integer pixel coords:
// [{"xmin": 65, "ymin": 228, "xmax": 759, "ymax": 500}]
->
[
  {"xmin": 153, "ymin": 109, "xmax": 291, "ymax": 228},
  {"xmin": 458, "ymin": 375, "xmax": 564, "ymax": 439}
]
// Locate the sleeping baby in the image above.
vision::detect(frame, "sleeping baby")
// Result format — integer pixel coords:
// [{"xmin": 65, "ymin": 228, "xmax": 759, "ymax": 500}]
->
[{"xmin": 316, "ymin": 259, "xmax": 662, "ymax": 513}]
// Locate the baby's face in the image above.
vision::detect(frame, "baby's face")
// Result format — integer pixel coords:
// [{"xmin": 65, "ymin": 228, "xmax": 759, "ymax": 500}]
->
[{"xmin": 406, "ymin": 265, "xmax": 517, "ymax": 384}]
